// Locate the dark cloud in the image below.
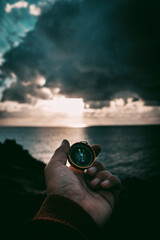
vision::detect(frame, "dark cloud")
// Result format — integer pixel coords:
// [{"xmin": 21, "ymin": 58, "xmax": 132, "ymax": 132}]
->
[
  {"xmin": 0, "ymin": 110, "xmax": 24, "ymax": 119},
  {"xmin": 0, "ymin": 73, "xmax": 6, "ymax": 86},
  {"xmin": 1, "ymin": 81, "xmax": 52, "ymax": 103},
  {"xmin": 1, "ymin": 0, "xmax": 160, "ymax": 105},
  {"xmin": 85, "ymin": 100, "xmax": 110, "ymax": 109}
]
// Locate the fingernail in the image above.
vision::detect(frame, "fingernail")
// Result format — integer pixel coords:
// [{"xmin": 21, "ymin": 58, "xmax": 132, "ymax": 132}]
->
[
  {"xmin": 87, "ymin": 166, "xmax": 97, "ymax": 175},
  {"xmin": 90, "ymin": 178, "xmax": 100, "ymax": 187},
  {"xmin": 61, "ymin": 139, "xmax": 67, "ymax": 145},
  {"xmin": 101, "ymin": 179, "xmax": 110, "ymax": 188}
]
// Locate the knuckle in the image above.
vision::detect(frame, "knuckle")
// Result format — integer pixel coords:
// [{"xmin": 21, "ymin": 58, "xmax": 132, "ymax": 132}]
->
[
  {"xmin": 96, "ymin": 170, "xmax": 111, "ymax": 180},
  {"xmin": 108, "ymin": 174, "xmax": 122, "ymax": 189},
  {"xmin": 114, "ymin": 175, "xmax": 122, "ymax": 185},
  {"xmin": 93, "ymin": 161, "xmax": 105, "ymax": 171}
]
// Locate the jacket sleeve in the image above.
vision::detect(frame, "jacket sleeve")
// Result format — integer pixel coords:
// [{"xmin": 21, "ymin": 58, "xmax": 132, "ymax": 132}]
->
[{"xmin": 15, "ymin": 194, "xmax": 99, "ymax": 240}]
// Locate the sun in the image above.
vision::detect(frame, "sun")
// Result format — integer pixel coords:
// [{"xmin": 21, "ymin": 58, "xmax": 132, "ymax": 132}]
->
[
  {"xmin": 34, "ymin": 96, "xmax": 86, "ymax": 127},
  {"xmin": 36, "ymin": 96, "xmax": 84, "ymax": 115},
  {"xmin": 68, "ymin": 123, "xmax": 87, "ymax": 128},
  {"xmin": 51, "ymin": 96, "xmax": 84, "ymax": 116}
]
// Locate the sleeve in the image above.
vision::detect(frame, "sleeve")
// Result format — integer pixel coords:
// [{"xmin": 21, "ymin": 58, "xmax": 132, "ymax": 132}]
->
[{"xmin": 15, "ymin": 194, "xmax": 100, "ymax": 240}]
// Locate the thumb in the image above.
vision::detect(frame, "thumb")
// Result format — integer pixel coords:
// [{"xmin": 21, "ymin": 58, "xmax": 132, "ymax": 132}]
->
[{"xmin": 50, "ymin": 139, "xmax": 70, "ymax": 166}]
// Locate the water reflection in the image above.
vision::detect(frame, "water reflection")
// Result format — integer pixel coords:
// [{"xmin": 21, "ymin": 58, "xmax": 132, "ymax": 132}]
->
[{"xmin": 0, "ymin": 126, "xmax": 160, "ymax": 179}]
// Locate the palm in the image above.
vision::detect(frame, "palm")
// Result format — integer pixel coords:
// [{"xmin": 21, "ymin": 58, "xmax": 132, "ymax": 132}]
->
[
  {"xmin": 48, "ymin": 164, "xmax": 113, "ymax": 226},
  {"xmin": 45, "ymin": 140, "xmax": 118, "ymax": 226}
]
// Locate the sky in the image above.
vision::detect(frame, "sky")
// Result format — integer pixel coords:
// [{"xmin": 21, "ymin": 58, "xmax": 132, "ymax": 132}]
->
[{"xmin": 0, "ymin": 0, "xmax": 160, "ymax": 127}]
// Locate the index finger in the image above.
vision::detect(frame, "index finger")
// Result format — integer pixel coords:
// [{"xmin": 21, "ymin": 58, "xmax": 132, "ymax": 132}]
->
[{"xmin": 91, "ymin": 144, "xmax": 101, "ymax": 157}]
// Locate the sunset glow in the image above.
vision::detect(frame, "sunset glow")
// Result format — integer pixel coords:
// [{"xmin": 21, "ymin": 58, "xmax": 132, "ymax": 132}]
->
[
  {"xmin": 51, "ymin": 97, "xmax": 84, "ymax": 116},
  {"xmin": 0, "ymin": 0, "xmax": 159, "ymax": 127},
  {"xmin": 0, "ymin": 96, "xmax": 160, "ymax": 127}
]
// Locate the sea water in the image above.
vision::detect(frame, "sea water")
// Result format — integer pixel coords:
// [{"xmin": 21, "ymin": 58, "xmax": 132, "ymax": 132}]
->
[{"xmin": 0, "ymin": 125, "xmax": 160, "ymax": 180}]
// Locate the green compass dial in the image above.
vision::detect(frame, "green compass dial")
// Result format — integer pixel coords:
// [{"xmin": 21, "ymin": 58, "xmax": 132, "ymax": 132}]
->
[{"xmin": 68, "ymin": 141, "xmax": 96, "ymax": 169}]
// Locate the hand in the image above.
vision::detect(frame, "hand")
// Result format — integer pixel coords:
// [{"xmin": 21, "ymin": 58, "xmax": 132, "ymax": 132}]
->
[{"xmin": 45, "ymin": 140, "xmax": 122, "ymax": 226}]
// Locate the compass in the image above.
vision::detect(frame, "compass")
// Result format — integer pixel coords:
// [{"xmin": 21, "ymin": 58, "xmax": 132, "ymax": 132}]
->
[{"xmin": 68, "ymin": 141, "xmax": 96, "ymax": 170}]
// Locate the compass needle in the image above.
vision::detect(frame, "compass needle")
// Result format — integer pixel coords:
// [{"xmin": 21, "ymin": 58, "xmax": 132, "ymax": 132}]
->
[{"xmin": 68, "ymin": 141, "xmax": 96, "ymax": 170}]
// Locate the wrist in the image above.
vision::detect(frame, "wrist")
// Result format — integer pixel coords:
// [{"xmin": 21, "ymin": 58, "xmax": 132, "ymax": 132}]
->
[{"xmin": 34, "ymin": 194, "xmax": 99, "ymax": 238}]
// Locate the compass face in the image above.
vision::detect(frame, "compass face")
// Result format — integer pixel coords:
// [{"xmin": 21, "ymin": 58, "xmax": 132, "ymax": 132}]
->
[{"xmin": 68, "ymin": 142, "xmax": 95, "ymax": 169}]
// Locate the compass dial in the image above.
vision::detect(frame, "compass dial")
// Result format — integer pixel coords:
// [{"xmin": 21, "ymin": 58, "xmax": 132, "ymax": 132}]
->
[{"xmin": 68, "ymin": 142, "xmax": 96, "ymax": 169}]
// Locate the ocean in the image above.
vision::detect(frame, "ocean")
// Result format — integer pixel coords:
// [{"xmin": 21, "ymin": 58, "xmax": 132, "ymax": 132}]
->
[
  {"xmin": 0, "ymin": 125, "xmax": 160, "ymax": 238},
  {"xmin": 0, "ymin": 125, "xmax": 160, "ymax": 180}
]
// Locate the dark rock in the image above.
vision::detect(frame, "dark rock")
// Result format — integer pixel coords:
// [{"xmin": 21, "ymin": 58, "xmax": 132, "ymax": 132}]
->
[
  {"xmin": 0, "ymin": 139, "xmax": 46, "ymax": 193},
  {"xmin": 0, "ymin": 139, "xmax": 46, "ymax": 234}
]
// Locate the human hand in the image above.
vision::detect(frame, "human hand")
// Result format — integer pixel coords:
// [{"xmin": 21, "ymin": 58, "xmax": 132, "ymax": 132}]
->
[{"xmin": 45, "ymin": 140, "xmax": 122, "ymax": 226}]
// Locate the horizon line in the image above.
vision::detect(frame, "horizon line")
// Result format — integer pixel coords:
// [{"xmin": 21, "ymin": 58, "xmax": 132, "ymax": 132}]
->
[{"xmin": 0, "ymin": 123, "xmax": 160, "ymax": 128}]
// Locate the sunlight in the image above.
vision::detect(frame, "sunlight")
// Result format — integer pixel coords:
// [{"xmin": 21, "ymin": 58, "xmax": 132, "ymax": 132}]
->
[
  {"xmin": 36, "ymin": 96, "xmax": 84, "ymax": 116},
  {"xmin": 2, "ymin": 96, "xmax": 159, "ymax": 127},
  {"xmin": 50, "ymin": 96, "xmax": 84, "ymax": 116},
  {"xmin": 68, "ymin": 123, "xmax": 87, "ymax": 128},
  {"xmin": 110, "ymin": 98, "xmax": 125, "ymax": 108}
]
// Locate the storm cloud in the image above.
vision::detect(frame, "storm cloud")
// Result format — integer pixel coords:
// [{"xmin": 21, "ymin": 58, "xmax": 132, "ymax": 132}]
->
[
  {"xmin": 1, "ymin": 80, "xmax": 52, "ymax": 103},
  {"xmin": 1, "ymin": 0, "xmax": 160, "ymax": 105}
]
